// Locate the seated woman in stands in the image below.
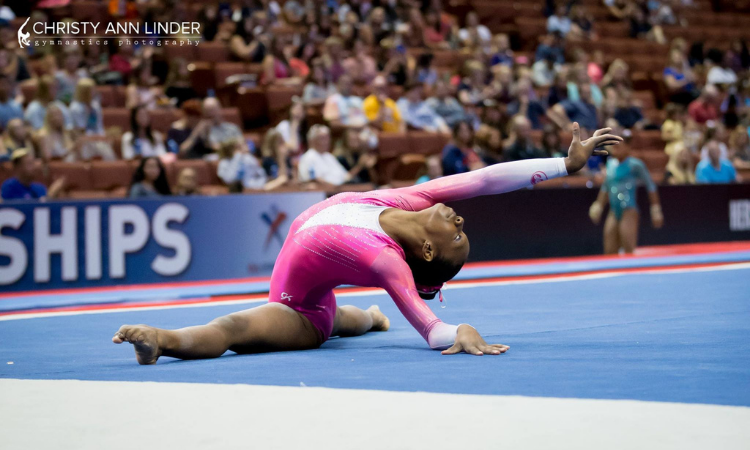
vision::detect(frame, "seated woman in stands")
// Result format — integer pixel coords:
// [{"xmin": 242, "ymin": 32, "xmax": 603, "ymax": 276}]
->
[{"xmin": 121, "ymin": 106, "xmax": 167, "ymax": 160}]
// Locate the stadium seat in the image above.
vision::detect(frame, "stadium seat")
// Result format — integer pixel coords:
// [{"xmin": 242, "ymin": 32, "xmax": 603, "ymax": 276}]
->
[
  {"xmin": 188, "ymin": 62, "xmax": 216, "ymax": 97},
  {"xmin": 19, "ymin": 80, "xmax": 37, "ymax": 106},
  {"xmin": 266, "ymin": 86, "xmax": 303, "ymax": 124},
  {"xmin": 631, "ymin": 130, "xmax": 663, "ymax": 151},
  {"xmin": 196, "ymin": 42, "xmax": 231, "ymax": 63},
  {"xmin": 102, "ymin": 108, "xmax": 132, "ymax": 133},
  {"xmin": 90, "ymin": 160, "xmax": 136, "ymax": 191},
  {"xmin": 95, "ymin": 86, "xmax": 116, "ymax": 108},
  {"xmin": 407, "ymin": 131, "xmax": 450, "ymax": 156},
  {"xmin": 48, "ymin": 162, "xmax": 93, "ymax": 192},
  {"xmin": 164, "ymin": 45, "xmax": 197, "ymax": 61},
  {"xmin": 167, "ymin": 160, "xmax": 216, "ymax": 187},
  {"xmin": 392, "ymin": 153, "xmax": 426, "ymax": 181},
  {"xmin": 221, "ymin": 108, "xmax": 243, "ymax": 128},
  {"xmin": 376, "ymin": 133, "xmax": 410, "ymax": 159},
  {"xmin": 149, "ymin": 108, "xmax": 179, "ymax": 134},
  {"xmin": 214, "ymin": 62, "xmax": 248, "ymax": 88}
]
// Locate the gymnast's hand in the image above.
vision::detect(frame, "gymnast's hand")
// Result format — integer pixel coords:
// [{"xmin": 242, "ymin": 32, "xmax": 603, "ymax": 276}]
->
[
  {"xmin": 441, "ymin": 324, "xmax": 510, "ymax": 356},
  {"xmin": 564, "ymin": 122, "xmax": 623, "ymax": 174}
]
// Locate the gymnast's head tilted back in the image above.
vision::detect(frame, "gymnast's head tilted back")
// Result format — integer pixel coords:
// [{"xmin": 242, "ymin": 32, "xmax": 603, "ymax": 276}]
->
[{"xmin": 404, "ymin": 203, "xmax": 470, "ymax": 299}]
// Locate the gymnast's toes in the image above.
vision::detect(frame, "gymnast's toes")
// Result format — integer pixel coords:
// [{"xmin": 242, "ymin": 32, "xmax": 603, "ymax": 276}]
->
[{"xmin": 368, "ymin": 305, "xmax": 390, "ymax": 332}]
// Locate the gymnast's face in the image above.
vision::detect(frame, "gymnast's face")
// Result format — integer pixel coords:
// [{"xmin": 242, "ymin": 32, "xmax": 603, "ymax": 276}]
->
[{"xmin": 421, "ymin": 203, "xmax": 470, "ymax": 266}]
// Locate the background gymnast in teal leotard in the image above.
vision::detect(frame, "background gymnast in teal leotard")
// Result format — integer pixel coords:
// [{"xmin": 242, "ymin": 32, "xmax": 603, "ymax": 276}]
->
[{"xmin": 588, "ymin": 136, "xmax": 664, "ymax": 254}]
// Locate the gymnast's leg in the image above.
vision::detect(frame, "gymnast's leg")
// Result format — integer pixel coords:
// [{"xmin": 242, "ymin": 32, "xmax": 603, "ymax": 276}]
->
[
  {"xmin": 331, "ymin": 305, "xmax": 390, "ymax": 337},
  {"xmin": 112, "ymin": 303, "xmax": 322, "ymax": 365}
]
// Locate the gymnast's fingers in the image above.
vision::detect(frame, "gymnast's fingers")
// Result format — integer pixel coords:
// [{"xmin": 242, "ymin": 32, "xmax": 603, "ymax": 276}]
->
[
  {"xmin": 490, "ymin": 344, "xmax": 510, "ymax": 351},
  {"xmin": 441, "ymin": 343, "xmax": 462, "ymax": 355},
  {"xmin": 593, "ymin": 150, "xmax": 609, "ymax": 156},
  {"xmin": 592, "ymin": 127, "xmax": 612, "ymax": 138},
  {"xmin": 481, "ymin": 344, "xmax": 502, "ymax": 355}
]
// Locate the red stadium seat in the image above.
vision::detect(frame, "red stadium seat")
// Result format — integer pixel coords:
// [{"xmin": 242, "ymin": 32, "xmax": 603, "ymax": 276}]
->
[
  {"xmin": 90, "ymin": 161, "xmax": 136, "ymax": 191},
  {"xmin": 377, "ymin": 132, "xmax": 410, "ymax": 159},
  {"xmin": 95, "ymin": 86, "xmax": 116, "ymax": 108},
  {"xmin": 407, "ymin": 131, "xmax": 450, "ymax": 156},
  {"xmin": 196, "ymin": 42, "xmax": 231, "ymax": 63},
  {"xmin": 266, "ymin": 86, "xmax": 303, "ymax": 124},
  {"xmin": 102, "ymin": 108, "xmax": 131, "ymax": 133},
  {"xmin": 149, "ymin": 108, "xmax": 179, "ymax": 134},
  {"xmin": 167, "ymin": 160, "xmax": 215, "ymax": 187},
  {"xmin": 48, "ymin": 162, "xmax": 93, "ymax": 192},
  {"xmin": 214, "ymin": 62, "xmax": 248, "ymax": 88},
  {"xmin": 221, "ymin": 108, "xmax": 243, "ymax": 128}
]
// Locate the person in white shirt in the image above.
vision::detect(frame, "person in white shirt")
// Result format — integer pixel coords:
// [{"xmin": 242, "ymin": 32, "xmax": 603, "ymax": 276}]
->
[
  {"xmin": 121, "ymin": 106, "xmax": 167, "ymax": 160},
  {"xmin": 217, "ymin": 139, "xmax": 268, "ymax": 190},
  {"xmin": 322, "ymin": 75, "xmax": 367, "ymax": 128},
  {"xmin": 298, "ymin": 124, "xmax": 374, "ymax": 186},
  {"xmin": 458, "ymin": 12, "xmax": 491, "ymax": 49}
]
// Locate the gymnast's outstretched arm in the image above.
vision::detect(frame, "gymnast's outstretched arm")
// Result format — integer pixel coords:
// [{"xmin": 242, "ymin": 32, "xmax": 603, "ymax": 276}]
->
[{"xmin": 393, "ymin": 123, "xmax": 622, "ymax": 209}]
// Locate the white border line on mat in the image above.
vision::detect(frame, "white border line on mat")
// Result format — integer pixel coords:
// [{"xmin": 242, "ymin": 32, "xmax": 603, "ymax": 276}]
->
[{"xmin": 2, "ymin": 262, "xmax": 749, "ymax": 322}]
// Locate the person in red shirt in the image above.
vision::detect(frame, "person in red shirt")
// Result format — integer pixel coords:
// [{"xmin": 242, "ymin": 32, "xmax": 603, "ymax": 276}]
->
[{"xmin": 687, "ymin": 85, "xmax": 720, "ymax": 125}]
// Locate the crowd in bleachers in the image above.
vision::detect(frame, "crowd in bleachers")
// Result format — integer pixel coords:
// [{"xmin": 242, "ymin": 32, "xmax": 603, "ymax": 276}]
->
[{"xmin": 1, "ymin": 0, "xmax": 750, "ymax": 201}]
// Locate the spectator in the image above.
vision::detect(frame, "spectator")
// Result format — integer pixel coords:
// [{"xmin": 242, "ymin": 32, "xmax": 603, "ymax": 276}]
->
[
  {"xmin": 55, "ymin": 49, "xmax": 89, "ymax": 104},
  {"xmin": 378, "ymin": 39, "xmax": 409, "ymax": 86},
  {"xmin": 174, "ymin": 168, "xmax": 200, "ymax": 196},
  {"xmin": 323, "ymin": 75, "xmax": 368, "ymax": 129},
  {"xmin": 203, "ymin": 97, "xmax": 244, "ymax": 153},
  {"xmin": 688, "ymin": 86, "xmax": 720, "ymax": 125},
  {"xmin": 396, "ymin": 82, "xmax": 449, "ymax": 134},
  {"xmin": 547, "ymin": 4, "xmax": 572, "ymax": 37},
  {"xmin": 567, "ymin": 62, "xmax": 603, "ymax": 107},
  {"xmin": 412, "ymin": 53, "xmax": 438, "ymax": 87},
  {"xmin": 705, "ymin": 48, "xmax": 738, "ymax": 88},
  {"xmin": 458, "ymin": 11, "xmax": 491, "ymax": 50},
  {"xmin": 126, "ymin": 63, "xmax": 164, "ymax": 110},
  {"xmin": 416, "ymin": 155, "xmax": 443, "ymax": 184},
  {"xmin": 122, "ymin": 106, "xmax": 167, "ymax": 160},
  {"xmin": 69, "ymin": 78, "xmax": 105, "ymax": 136},
  {"xmin": 546, "ymin": 68, "xmax": 570, "ymax": 107},
  {"xmin": 503, "ymin": 115, "xmax": 547, "ymax": 161},
  {"xmin": 541, "ymin": 125, "xmax": 566, "ymax": 157},
  {"xmin": 574, "ymin": 48, "xmax": 603, "ymax": 85},
  {"xmin": 364, "ymin": 76, "xmax": 405, "ymax": 132},
  {"xmin": 217, "ymin": 139, "xmax": 268, "ymax": 191},
  {"xmin": 489, "ymin": 33, "xmax": 514, "ymax": 67},
  {"xmin": 403, "ymin": 7, "xmax": 426, "ymax": 48},
  {"xmin": 289, "ymin": 41, "xmax": 317, "ymax": 79},
  {"xmin": 699, "ymin": 125, "xmax": 729, "ymax": 162},
  {"xmin": 260, "ymin": 129, "xmax": 293, "ymax": 190},
  {"xmin": 0, "ymin": 45, "xmax": 30, "ymax": 84},
  {"xmin": 683, "ymin": 118, "xmax": 704, "ymax": 154},
  {"xmin": 569, "ymin": 4, "xmax": 595, "ymax": 40},
  {"xmin": 601, "ymin": 58, "xmax": 632, "ymax": 91},
  {"xmin": 531, "ymin": 54, "xmax": 559, "ymax": 88},
  {"xmin": 0, "ymin": 75, "xmax": 22, "ymax": 130},
  {"xmin": 725, "ymin": 40, "xmax": 750, "ymax": 74},
  {"xmin": 548, "ymin": 83, "xmax": 599, "ymax": 131},
  {"xmin": 730, "ymin": 125, "xmax": 750, "ymax": 170},
  {"xmin": 321, "ymin": 37, "xmax": 347, "ymax": 83},
  {"xmin": 168, "ymin": 100, "xmax": 208, "ymax": 158},
  {"xmin": 664, "ymin": 48, "xmax": 697, "ymax": 105},
  {"xmin": 229, "ymin": 15, "xmax": 268, "ymax": 63},
  {"xmin": 664, "ymin": 141, "xmax": 695, "ymax": 185},
  {"xmin": 535, "ymin": 33, "xmax": 565, "ymax": 65},
  {"xmin": 302, "ymin": 60, "xmax": 335, "ymax": 106},
  {"xmin": 2, "ymin": 118, "xmax": 33, "ymax": 156},
  {"xmin": 343, "ymin": 40, "xmax": 378, "ymax": 84},
  {"xmin": 360, "ymin": 7, "xmax": 393, "ymax": 47},
  {"xmin": 612, "ymin": 89, "xmax": 646, "ymax": 130},
  {"xmin": 661, "ymin": 102, "xmax": 684, "ymax": 151},
  {"xmin": 262, "ymin": 36, "xmax": 302, "ymax": 86},
  {"xmin": 458, "ymin": 61, "xmax": 490, "ymax": 105},
  {"xmin": 507, "ymin": 82, "xmax": 546, "ymax": 130},
  {"xmin": 165, "ymin": 58, "xmax": 199, "ymax": 107},
  {"xmin": 36, "ymin": 104, "xmax": 79, "ymax": 162},
  {"xmin": 334, "ymin": 128, "xmax": 378, "ymax": 184},
  {"xmin": 276, "ymin": 99, "xmax": 308, "ymax": 156},
  {"xmin": 298, "ymin": 124, "xmax": 353, "ymax": 186},
  {"xmin": 1, "ymin": 149, "xmax": 64, "ymax": 201},
  {"xmin": 128, "ymin": 156, "xmax": 172, "ymax": 198},
  {"xmin": 423, "ymin": 9, "xmax": 452, "ymax": 50},
  {"xmin": 24, "ymin": 75, "xmax": 71, "ymax": 131},
  {"xmin": 605, "ymin": 0, "xmax": 634, "ymax": 20},
  {"xmin": 695, "ymin": 141, "xmax": 737, "ymax": 183},
  {"xmin": 441, "ymin": 121, "xmax": 485, "ymax": 175},
  {"xmin": 425, "ymin": 80, "xmax": 467, "ymax": 128}
]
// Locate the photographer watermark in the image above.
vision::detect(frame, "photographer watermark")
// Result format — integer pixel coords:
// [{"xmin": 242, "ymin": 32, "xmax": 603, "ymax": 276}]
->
[{"xmin": 17, "ymin": 18, "xmax": 202, "ymax": 48}]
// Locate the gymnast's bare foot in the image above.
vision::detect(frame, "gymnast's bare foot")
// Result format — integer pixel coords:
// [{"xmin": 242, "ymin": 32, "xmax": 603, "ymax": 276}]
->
[
  {"xmin": 368, "ymin": 305, "xmax": 390, "ymax": 331},
  {"xmin": 112, "ymin": 325, "xmax": 162, "ymax": 365}
]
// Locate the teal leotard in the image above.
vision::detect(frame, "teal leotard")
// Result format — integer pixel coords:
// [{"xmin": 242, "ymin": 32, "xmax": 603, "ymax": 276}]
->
[{"xmin": 602, "ymin": 156, "xmax": 657, "ymax": 220}]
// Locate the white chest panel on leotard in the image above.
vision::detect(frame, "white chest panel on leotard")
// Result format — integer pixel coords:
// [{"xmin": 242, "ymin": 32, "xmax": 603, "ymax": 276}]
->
[{"xmin": 296, "ymin": 203, "xmax": 388, "ymax": 235}]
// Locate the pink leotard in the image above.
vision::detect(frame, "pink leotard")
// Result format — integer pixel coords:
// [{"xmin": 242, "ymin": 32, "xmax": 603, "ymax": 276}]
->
[{"xmin": 268, "ymin": 158, "xmax": 568, "ymax": 348}]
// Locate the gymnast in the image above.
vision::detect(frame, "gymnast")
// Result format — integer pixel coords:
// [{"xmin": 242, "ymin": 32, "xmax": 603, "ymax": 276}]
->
[{"xmin": 113, "ymin": 122, "xmax": 622, "ymax": 364}]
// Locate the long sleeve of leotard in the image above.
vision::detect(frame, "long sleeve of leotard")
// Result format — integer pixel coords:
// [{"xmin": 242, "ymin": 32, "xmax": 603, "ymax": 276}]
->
[
  {"xmin": 372, "ymin": 247, "xmax": 457, "ymax": 349},
  {"xmin": 373, "ymin": 158, "xmax": 569, "ymax": 349},
  {"xmin": 390, "ymin": 158, "xmax": 568, "ymax": 211}
]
